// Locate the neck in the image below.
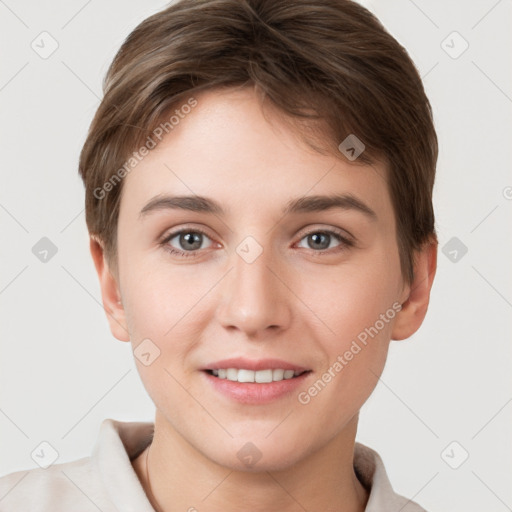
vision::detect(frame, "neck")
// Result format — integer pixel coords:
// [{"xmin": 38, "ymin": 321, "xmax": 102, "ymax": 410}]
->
[{"xmin": 133, "ymin": 412, "xmax": 368, "ymax": 512}]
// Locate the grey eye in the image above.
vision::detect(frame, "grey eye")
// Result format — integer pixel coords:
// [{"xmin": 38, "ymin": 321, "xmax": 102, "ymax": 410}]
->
[
  {"xmin": 168, "ymin": 231, "xmax": 212, "ymax": 251},
  {"xmin": 297, "ymin": 232, "xmax": 341, "ymax": 251}
]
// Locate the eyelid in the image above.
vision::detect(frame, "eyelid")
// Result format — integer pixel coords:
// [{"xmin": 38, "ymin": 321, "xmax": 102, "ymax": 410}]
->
[
  {"xmin": 294, "ymin": 224, "xmax": 354, "ymax": 244},
  {"xmin": 159, "ymin": 224, "xmax": 216, "ymax": 244},
  {"xmin": 160, "ymin": 224, "xmax": 355, "ymax": 258},
  {"xmin": 160, "ymin": 224, "xmax": 353, "ymax": 244},
  {"xmin": 293, "ymin": 228, "xmax": 355, "ymax": 256}
]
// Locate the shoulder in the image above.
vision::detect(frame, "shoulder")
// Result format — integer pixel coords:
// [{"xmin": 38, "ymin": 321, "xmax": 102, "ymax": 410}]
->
[
  {"xmin": 0, "ymin": 418, "xmax": 155, "ymax": 512},
  {"xmin": 0, "ymin": 456, "xmax": 115, "ymax": 512},
  {"xmin": 354, "ymin": 442, "xmax": 429, "ymax": 512}
]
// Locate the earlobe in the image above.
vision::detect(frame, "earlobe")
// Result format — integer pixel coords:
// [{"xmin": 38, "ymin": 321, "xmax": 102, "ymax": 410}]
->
[
  {"xmin": 89, "ymin": 237, "xmax": 131, "ymax": 342},
  {"xmin": 391, "ymin": 240, "xmax": 438, "ymax": 341}
]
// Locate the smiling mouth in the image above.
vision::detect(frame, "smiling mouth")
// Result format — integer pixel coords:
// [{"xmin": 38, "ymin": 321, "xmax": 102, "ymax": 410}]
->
[{"xmin": 205, "ymin": 368, "xmax": 311, "ymax": 383}]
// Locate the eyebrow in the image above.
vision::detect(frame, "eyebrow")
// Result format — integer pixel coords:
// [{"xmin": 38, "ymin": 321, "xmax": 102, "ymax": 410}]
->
[{"xmin": 139, "ymin": 193, "xmax": 377, "ymax": 220}]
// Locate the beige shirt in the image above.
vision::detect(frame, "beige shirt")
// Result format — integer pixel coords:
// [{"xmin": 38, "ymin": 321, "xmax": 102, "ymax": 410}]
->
[{"xmin": 0, "ymin": 418, "xmax": 427, "ymax": 511}]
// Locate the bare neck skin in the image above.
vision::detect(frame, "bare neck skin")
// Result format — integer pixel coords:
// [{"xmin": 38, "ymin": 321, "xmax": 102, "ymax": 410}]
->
[{"xmin": 132, "ymin": 410, "xmax": 369, "ymax": 512}]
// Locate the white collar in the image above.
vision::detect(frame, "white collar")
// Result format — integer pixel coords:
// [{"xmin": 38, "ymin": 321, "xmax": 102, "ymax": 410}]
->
[{"xmin": 93, "ymin": 418, "xmax": 425, "ymax": 511}]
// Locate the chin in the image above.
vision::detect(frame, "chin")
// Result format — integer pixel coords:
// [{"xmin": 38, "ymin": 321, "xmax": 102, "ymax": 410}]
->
[{"xmin": 202, "ymin": 435, "xmax": 316, "ymax": 473}]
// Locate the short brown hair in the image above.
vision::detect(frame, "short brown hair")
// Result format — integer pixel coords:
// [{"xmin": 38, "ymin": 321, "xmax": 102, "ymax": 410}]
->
[{"xmin": 79, "ymin": 0, "xmax": 438, "ymax": 283}]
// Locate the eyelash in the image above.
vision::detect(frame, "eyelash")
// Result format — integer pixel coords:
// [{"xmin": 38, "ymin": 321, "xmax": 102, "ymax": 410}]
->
[{"xmin": 160, "ymin": 227, "xmax": 354, "ymax": 259}]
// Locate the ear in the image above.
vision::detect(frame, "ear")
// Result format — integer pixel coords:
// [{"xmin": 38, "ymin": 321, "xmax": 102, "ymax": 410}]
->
[
  {"xmin": 89, "ymin": 237, "xmax": 130, "ymax": 342},
  {"xmin": 391, "ymin": 239, "xmax": 437, "ymax": 341}
]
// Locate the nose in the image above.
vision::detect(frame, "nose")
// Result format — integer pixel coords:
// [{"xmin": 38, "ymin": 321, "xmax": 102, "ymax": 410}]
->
[{"xmin": 216, "ymin": 239, "xmax": 292, "ymax": 338}]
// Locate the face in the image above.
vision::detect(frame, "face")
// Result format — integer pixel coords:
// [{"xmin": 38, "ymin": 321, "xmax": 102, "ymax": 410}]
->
[{"xmin": 106, "ymin": 86, "xmax": 413, "ymax": 470}]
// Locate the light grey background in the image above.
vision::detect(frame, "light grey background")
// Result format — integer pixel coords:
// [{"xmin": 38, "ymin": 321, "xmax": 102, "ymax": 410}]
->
[{"xmin": 1, "ymin": 1, "xmax": 511, "ymax": 510}]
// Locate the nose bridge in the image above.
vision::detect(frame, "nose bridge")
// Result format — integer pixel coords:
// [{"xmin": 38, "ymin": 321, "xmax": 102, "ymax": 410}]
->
[{"xmin": 216, "ymin": 235, "xmax": 291, "ymax": 335}]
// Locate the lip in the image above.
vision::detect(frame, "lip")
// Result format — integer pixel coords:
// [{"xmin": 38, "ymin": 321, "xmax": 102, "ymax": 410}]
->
[
  {"xmin": 202, "ymin": 370, "xmax": 311, "ymax": 404},
  {"xmin": 202, "ymin": 357, "xmax": 309, "ymax": 372}
]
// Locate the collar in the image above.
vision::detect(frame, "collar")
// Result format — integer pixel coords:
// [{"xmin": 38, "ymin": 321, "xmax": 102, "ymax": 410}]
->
[{"xmin": 93, "ymin": 418, "xmax": 424, "ymax": 511}]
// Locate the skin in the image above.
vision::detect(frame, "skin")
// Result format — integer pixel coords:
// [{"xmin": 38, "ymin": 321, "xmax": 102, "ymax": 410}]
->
[{"xmin": 90, "ymin": 85, "xmax": 437, "ymax": 512}]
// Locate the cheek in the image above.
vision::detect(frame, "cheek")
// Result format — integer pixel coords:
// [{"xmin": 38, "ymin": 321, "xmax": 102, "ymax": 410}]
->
[
  {"xmin": 292, "ymin": 255, "xmax": 399, "ymax": 407},
  {"xmin": 299, "ymin": 259, "xmax": 400, "ymax": 345},
  {"xmin": 121, "ymin": 257, "xmax": 211, "ymax": 335},
  {"xmin": 295, "ymin": 273, "xmax": 395, "ymax": 426},
  {"xmin": 119, "ymin": 266, "xmax": 206, "ymax": 415},
  {"xmin": 120, "ymin": 261, "xmax": 218, "ymax": 389}
]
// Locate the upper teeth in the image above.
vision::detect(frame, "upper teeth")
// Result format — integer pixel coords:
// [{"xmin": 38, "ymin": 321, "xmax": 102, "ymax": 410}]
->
[{"xmin": 211, "ymin": 368, "xmax": 302, "ymax": 383}]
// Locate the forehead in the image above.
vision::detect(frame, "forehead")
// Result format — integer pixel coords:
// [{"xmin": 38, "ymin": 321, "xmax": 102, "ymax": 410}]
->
[{"xmin": 119, "ymin": 87, "xmax": 392, "ymax": 222}]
